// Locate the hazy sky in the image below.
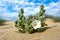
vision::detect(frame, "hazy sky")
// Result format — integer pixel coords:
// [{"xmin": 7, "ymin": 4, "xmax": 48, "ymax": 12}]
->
[{"xmin": 0, "ymin": 0, "xmax": 60, "ymax": 20}]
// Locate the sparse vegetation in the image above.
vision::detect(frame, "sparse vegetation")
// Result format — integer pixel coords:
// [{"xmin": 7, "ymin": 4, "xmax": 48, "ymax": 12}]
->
[
  {"xmin": 0, "ymin": 19, "xmax": 7, "ymax": 26},
  {"xmin": 46, "ymin": 15, "xmax": 60, "ymax": 22}
]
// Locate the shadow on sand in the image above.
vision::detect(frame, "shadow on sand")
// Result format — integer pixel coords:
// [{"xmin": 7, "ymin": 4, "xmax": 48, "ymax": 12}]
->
[
  {"xmin": 35, "ymin": 27, "xmax": 51, "ymax": 33},
  {"xmin": 40, "ymin": 27, "xmax": 51, "ymax": 32},
  {"xmin": 28, "ymin": 27, "xmax": 51, "ymax": 34}
]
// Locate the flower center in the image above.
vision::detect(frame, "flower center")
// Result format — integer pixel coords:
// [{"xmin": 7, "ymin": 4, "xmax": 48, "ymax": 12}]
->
[{"xmin": 34, "ymin": 23, "xmax": 37, "ymax": 26}]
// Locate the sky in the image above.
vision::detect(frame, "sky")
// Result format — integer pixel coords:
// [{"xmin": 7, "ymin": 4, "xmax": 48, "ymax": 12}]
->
[{"xmin": 0, "ymin": 0, "xmax": 60, "ymax": 20}]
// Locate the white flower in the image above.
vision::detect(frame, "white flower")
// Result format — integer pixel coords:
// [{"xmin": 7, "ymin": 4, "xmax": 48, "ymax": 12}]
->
[{"xmin": 31, "ymin": 20, "xmax": 41, "ymax": 29}]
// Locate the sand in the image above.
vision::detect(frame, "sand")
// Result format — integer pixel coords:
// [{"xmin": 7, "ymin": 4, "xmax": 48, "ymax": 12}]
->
[{"xmin": 0, "ymin": 18, "xmax": 60, "ymax": 40}]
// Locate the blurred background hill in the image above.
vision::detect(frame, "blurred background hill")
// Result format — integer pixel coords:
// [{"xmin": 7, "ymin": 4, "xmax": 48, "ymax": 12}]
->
[
  {"xmin": 0, "ymin": 16, "xmax": 7, "ymax": 26},
  {"xmin": 45, "ymin": 14, "xmax": 60, "ymax": 22}
]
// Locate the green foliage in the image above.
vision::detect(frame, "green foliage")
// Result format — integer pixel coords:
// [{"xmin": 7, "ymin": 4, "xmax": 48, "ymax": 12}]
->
[
  {"xmin": 15, "ymin": 5, "xmax": 46, "ymax": 33},
  {"xmin": 15, "ymin": 8, "xmax": 26, "ymax": 33},
  {"xmin": 28, "ymin": 27, "xmax": 35, "ymax": 33},
  {"xmin": 35, "ymin": 5, "xmax": 46, "ymax": 27}
]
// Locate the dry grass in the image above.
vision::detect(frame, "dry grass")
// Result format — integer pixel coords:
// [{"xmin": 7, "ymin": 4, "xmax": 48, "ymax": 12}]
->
[{"xmin": 0, "ymin": 19, "xmax": 60, "ymax": 40}]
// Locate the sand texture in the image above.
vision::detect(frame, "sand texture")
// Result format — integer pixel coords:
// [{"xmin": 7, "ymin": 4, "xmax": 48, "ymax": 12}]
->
[{"xmin": 0, "ymin": 19, "xmax": 60, "ymax": 40}]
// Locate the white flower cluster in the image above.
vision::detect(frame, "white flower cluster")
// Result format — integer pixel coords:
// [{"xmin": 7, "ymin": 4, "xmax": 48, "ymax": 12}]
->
[{"xmin": 31, "ymin": 20, "xmax": 41, "ymax": 29}]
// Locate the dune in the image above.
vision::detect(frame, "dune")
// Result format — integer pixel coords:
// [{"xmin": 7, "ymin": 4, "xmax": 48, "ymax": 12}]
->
[{"xmin": 0, "ymin": 18, "xmax": 60, "ymax": 40}]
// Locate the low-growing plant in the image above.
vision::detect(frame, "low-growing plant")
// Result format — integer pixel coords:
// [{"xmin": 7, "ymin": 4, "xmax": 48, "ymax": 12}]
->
[{"xmin": 15, "ymin": 5, "xmax": 46, "ymax": 33}]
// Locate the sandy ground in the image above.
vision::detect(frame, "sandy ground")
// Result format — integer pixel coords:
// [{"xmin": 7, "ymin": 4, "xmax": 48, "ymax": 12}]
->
[{"xmin": 0, "ymin": 18, "xmax": 60, "ymax": 40}]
